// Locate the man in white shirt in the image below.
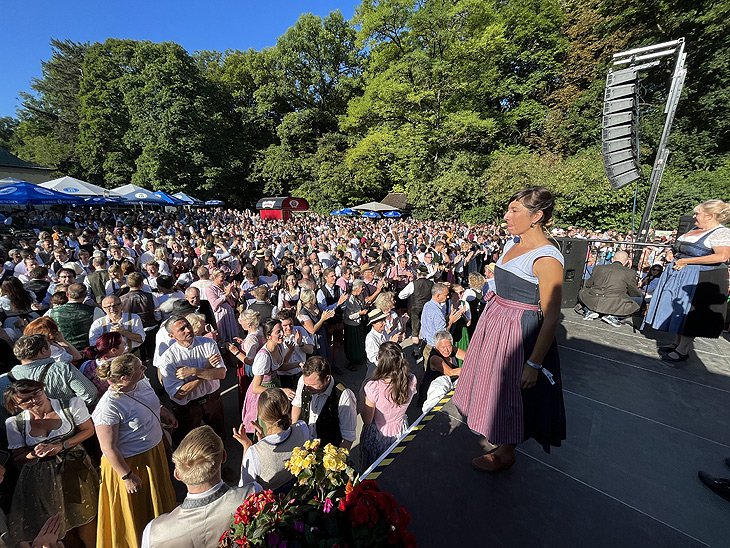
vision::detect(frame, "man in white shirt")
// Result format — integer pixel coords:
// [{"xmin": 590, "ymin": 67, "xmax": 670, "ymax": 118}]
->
[
  {"xmin": 88, "ymin": 296, "xmax": 146, "ymax": 351},
  {"xmin": 291, "ymin": 355, "xmax": 357, "ymax": 449},
  {"xmin": 364, "ymin": 308, "xmax": 398, "ymax": 377},
  {"xmin": 275, "ymin": 309, "xmax": 314, "ymax": 389},
  {"xmin": 160, "ymin": 316, "xmax": 227, "ymax": 444}
]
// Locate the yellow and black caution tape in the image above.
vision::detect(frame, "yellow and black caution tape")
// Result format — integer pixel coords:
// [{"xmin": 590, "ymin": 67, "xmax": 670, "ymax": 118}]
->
[{"xmin": 362, "ymin": 389, "xmax": 455, "ymax": 480}]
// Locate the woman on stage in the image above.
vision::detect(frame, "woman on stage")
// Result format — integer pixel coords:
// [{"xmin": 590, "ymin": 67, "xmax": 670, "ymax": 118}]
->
[
  {"xmin": 453, "ymin": 186, "xmax": 566, "ymax": 472},
  {"xmin": 644, "ymin": 200, "xmax": 730, "ymax": 361}
]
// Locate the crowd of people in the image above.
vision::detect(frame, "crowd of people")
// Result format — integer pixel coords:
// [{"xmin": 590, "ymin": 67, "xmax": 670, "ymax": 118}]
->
[{"xmin": 0, "ymin": 190, "xmax": 728, "ymax": 547}]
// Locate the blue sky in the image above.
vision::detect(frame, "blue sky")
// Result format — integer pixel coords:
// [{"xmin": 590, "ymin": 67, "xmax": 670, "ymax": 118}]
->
[{"xmin": 1, "ymin": 0, "xmax": 359, "ymax": 118}]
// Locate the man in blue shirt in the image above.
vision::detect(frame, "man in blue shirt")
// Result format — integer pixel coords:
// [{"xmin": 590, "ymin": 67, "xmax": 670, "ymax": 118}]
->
[{"xmin": 420, "ymin": 283, "xmax": 464, "ymax": 364}]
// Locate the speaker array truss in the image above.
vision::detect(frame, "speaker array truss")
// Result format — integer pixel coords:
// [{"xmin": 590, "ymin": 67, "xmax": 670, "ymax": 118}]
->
[{"xmin": 602, "ymin": 39, "xmax": 687, "ymax": 241}]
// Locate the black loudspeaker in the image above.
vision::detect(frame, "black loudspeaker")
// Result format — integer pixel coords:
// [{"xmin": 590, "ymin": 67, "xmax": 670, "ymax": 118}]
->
[
  {"xmin": 554, "ymin": 238, "xmax": 590, "ymax": 308},
  {"xmin": 676, "ymin": 214, "xmax": 695, "ymax": 237},
  {"xmin": 602, "ymin": 66, "xmax": 641, "ymax": 190}
]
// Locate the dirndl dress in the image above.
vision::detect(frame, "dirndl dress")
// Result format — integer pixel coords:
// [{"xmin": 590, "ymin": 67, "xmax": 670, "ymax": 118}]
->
[
  {"xmin": 453, "ymin": 242, "xmax": 566, "ymax": 453},
  {"xmin": 644, "ymin": 227, "xmax": 729, "ymax": 338},
  {"xmin": 7, "ymin": 404, "xmax": 99, "ymax": 544},
  {"xmin": 241, "ymin": 346, "xmax": 282, "ymax": 434}
]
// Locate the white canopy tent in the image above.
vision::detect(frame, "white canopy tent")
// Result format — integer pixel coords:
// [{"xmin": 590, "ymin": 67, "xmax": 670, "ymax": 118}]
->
[
  {"xmin": 351, "ymin": 201, "xmax": 399, "ymax": 212},
  {"xmin": 40, "ymin": 176, "xmax": 122, "ymax": 197},
  {"xmin": 111, "ymin": 184, "xmax": 168, "ymax": 205}
]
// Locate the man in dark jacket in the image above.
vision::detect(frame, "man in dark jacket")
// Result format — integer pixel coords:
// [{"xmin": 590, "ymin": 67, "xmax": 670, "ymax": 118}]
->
[
  {"xmin": 578, "ymin": 251, "xmax": 642, "ymax": 327},
  {"xmin": 184, "ymin": 287, "xmax": 217, "ymax": 329}
]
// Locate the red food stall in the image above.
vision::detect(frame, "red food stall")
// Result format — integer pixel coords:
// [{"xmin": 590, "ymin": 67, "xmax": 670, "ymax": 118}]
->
[{"xmin": 256, "ymin": 196, "xmax": 310, "ymax": 221}]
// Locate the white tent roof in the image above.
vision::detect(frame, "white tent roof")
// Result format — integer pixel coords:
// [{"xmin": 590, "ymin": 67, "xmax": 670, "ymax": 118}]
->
[
  {"xmin": 40, "ymin": 176, "xmax": 122, "ymax": 197},
  {"xmin": 111, "ymin": 184, "xmax": 168, "ymax": 204},
  {"xmin": 351, "ymin": 201, "xmax": 399, "ymax": 212}
]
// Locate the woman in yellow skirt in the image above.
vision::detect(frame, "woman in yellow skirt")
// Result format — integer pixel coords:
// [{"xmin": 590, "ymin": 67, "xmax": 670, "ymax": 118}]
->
[{"xmin": 92, "ymin": 354, "xmax": 178, "ymax": 548}]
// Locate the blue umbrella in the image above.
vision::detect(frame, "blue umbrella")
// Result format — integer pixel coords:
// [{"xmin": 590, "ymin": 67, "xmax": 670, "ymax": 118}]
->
[
  {"xmin": 83, "ymin": 196, "xmax": 124, "ymax": 205},
  {"xmin": 205, "ymin": 200, "xmax": 225, "ymax": 206},
  {"xmin": 383, "ymin": 211, "xmax": 402, "ymax": 218},
  {"xmin": 331, "ymin": 209, "xmax": 347, "ymax": 215},
  {"xmin": 0, "ymin": 179, "xmax": 80, "ymax": 205},
  {"xmin": 341, "ymin": 208, "xmax": 356, "ymax": 215},
  {"xmin": 153, "ymin": 191, "xmax": 186, "ymax": 205},
  {"xmin": 362, "ymin": 211, "xmax": 382, "ymax": 218},
  {"xmin": 172, "ymin": 191, "xmax": 205, "ymax": 206}
]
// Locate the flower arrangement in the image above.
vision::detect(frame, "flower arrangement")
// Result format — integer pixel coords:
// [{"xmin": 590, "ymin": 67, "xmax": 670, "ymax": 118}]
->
[{"xmin": 219, "ymin": 440, "xmax": 416, "ymax": 548}]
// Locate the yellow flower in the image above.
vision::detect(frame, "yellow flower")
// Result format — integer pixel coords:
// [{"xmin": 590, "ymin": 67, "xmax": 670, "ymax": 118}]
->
[
  {"xmin": 323, "ymin": 444, "xmax": 338, "ymax": 456},
  {"xmin": 323, "ymin": 454, "xmax": 346, "ymax": 472},
  {"xmin": 303, "ymin": 454, "xmax": 316, "ymax": 468},
  {"xmin": 304, "ymin": 439, "xmax": 321, "ymax": 451}
]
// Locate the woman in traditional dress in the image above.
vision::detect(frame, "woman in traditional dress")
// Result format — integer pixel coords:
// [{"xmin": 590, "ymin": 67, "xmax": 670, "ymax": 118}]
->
[
  {"xmin": 240, "ymin": 319, "xmax": 297, "ymax": 436},
  {"xmin": 644, "ymin": 200, "xmax": 730, "ymax": 361},
  {"xmin": 297, "ymin": 289, "xmax": 335, "ymax": 364},
  {"xmin": 5, "ymin": 379, "xmax": 98, "ymax": 547},
  {"xmin": 359, "ymin": 341, "xmax": 417, "ymax": 471},
  {"xmin": 453, "ymin": 186, "xmax": 566, "ymax": 472},
  {"xmin": 228, "ymin": 308, "xmax": 264, "ymax": 413},
  {"xmin": 277, "ymin": 272, "xmax": 301, "ymax": 310},
  {"xmin": 93, "ymin": 354, "xmax": 177, "ymax": 548},
  {"xmin": 448, "ymin": 284, "xmax": 470, "ymax": 365},
  {"xmin": 24, "ymin": 316, "xmax": 82, "ymax": 363},
  {"xmin": 206, "ymin": 268, "xmax": 238, "ymax": 343},
  {"xmin": 343, "ymin": 279, "xmax": 368, "ymax": 371}
]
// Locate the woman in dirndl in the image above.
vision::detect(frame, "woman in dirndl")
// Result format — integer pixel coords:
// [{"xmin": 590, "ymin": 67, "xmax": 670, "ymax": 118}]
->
[
  {"xmin": 206, "ymin": 268, "xmax": 239, "ymax": 343},
  {"xmin": 644, "ymin": 200, "xmax": 730, "ymax": 361},
  {"xmin": 453, "ymin": 186, "xmax": 566, "ymax": 472},
  {"xmin": 93, "ymin": 354, "xmax": 178, "ymax": 548},
  {"xmin": 4, "ymin": 380, "xmax": 98, "ymax": 547},
  {"xmin": 241, "ymin": 318, "xmax": 297, "ymax": 436}
]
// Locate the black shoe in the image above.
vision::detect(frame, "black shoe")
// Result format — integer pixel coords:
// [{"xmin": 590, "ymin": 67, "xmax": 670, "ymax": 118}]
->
[
  {"xmin": 332, "ymin": 366, "xmax": 344, "ymax": 376},
  {"xmin": 698, "ymin": 471, "xmax": 730, "ymax": 503}
]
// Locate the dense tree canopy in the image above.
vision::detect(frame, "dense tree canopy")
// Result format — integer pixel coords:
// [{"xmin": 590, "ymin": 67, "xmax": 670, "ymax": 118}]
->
[{"xmin": 6, "ymin": 1, "xmax": 729, "ymax": 230}]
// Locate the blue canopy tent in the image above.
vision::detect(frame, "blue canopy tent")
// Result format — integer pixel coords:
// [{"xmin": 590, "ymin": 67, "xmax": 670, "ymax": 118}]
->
[
  {"xmin": 172, "ymin": 192, "xmax": 205, "ymax": 206},
  {"xmin": 0, "ymin": 178, "xmax": 80, "ymax": 205},
  {"xmin": 205, "ymin": 200, "xmax": 225, "ymax": 206},
  {"xmin": 111, "ymin": 184, "xmax": 168, "ymax": 205},
  {"xmin": 362, "ymin": 211, "xmax": 382, "ymax": 218},
  {"xmin": 152, "ymin": 191, "xmax": 186, "ymax": 205}
]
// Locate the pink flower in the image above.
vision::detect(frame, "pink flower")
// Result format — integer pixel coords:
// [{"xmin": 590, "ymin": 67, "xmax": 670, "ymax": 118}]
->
[{"xmin": 323, "ymin": 498, "xmax": 334, "ymax": 514}]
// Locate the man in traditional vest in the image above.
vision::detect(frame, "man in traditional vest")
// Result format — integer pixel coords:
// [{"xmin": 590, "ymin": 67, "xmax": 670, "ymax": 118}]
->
[
  {"xmin": 89, "ymin": 295, "xmax": 145, "ymax": 352},
  {"xmin": 291, "ymin": 356, "xmax": 357, "ymax": 449},
  {"xmin": 316, "ymin": 268, "xmax": 348, "ymax": 375},
  {"xmin": 398, "ymin": 264, "xmax": 433, "ymax": 357},
  {"xmin": 48, "ymin": 283, "xmax": 96, "ymax": 351},
  {"xmin": 85, "ymin": 255, "xmax": 109, "ymax": 304},
  {"xmin": 247, "ymin": 285, "xmax": 277, "ymax": 322},
  {"xmin": 140, "ymin": 426, "xmax": 259, "ymax": 548}
]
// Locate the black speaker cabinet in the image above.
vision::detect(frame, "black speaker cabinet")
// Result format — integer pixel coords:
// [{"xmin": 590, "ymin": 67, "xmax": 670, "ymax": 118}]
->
[{"xmin": 554, "ymin": 238, "xmax": 590, "ymax": 308}]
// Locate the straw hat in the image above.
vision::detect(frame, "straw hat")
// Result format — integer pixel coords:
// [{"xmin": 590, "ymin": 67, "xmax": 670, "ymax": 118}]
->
[{"xmin": 367, "ymin": 308, "xmax": 388, "ymax": 325}]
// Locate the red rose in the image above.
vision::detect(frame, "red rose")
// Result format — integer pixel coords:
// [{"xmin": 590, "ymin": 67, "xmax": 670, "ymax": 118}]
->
[
  {"xmin": 403, "ymin": 531, "xmax": 417, "ymax": 548},
  {"xmin": 399, "ymin": 507, "xmax": 411, "ymax": 528},
  {"xmin": 351, "ymin": 503, "xmax": 370, "ymax": 525},
  {"xmin": 358, "ymin": 480, "xmax": 379, "ymax": 492}
]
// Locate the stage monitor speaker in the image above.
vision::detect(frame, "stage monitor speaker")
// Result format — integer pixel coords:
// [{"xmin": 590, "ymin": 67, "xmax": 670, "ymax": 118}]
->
[
  {"xmin": 554, "ymin": 238, "xmax": 590, "ymax": 308},
  {"xmin": 602, "ymin": 68, "xmax": 641, "ymax": 191},
  {"xmin": 676, "ymin": 214, "xmax": 695, "ymax": 237}
]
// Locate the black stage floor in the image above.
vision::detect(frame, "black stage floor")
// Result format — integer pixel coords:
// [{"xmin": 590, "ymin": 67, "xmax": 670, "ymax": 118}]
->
[{"xmin": 363, "ymin": 315, "xmax": 730, "ymax": 548}]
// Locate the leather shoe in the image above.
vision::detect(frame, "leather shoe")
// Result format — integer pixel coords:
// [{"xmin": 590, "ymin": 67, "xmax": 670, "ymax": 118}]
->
[
  {"xmin": 472, "ymin": 453, "xmax": 516, "ymax": 473},
  {"xmin": 698, "ymin": 471, "xmax": 730, "ymax": 503}
]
